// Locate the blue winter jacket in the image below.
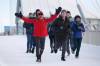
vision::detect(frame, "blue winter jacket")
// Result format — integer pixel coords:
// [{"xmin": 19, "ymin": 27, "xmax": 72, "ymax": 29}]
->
[{"xmin": 71, "ymin": 21, "xmax": 85, "ymax": 38}]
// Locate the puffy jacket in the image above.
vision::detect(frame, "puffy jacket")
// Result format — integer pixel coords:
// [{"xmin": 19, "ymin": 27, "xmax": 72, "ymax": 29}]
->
[
  {"xmin": 72, "ymin": 21, "xmax": 85, "ymax": 38},
  {"xmin": 53, "ymin": 17, "xmax": 70, "ymax": 41},
  {"xmin": 21, "ymin": 14, "xmax": 58, "ymax": 37}
]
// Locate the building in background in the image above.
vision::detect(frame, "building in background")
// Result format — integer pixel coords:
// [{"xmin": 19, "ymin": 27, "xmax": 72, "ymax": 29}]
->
[{"xmin": 4, "ymin": 26, "xmax": 16, "ymax": 35}]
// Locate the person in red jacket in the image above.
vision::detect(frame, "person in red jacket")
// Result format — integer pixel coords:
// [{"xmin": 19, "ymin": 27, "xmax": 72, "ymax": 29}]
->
[{"xmin": 15, "ymin": 7, "xmax": 62, "ymax": 62}]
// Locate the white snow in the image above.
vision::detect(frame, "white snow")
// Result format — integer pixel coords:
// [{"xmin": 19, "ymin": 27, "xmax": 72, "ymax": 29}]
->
[{"xmin": 0, "ymin": 35, "xmax": 100, "ymax": 66}]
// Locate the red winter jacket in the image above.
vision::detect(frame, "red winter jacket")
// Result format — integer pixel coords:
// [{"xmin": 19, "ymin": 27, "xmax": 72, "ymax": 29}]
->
[{"xmin": 21, "ymin": 14, "xmax": 58, "ymax": 37}]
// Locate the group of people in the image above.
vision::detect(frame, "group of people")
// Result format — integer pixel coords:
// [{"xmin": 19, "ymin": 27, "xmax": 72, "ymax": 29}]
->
[
  {"xmin": 48, "ymin": 10, "xmax": 85, "ymax": 61},
  {"xmin": 15, "ymin": 7, "xmax": 85, "ymax": 62}
]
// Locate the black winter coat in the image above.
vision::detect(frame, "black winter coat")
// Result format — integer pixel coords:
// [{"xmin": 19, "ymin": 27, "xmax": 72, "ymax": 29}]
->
[{"xmin": 53, "ymin": 17, "xmax": 70, "ymax": 41}]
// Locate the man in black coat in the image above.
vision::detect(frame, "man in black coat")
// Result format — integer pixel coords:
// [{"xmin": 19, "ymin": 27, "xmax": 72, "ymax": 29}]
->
[{"xmin": 53, "ymin": 10, "xmax": 70, "ymax": 61}]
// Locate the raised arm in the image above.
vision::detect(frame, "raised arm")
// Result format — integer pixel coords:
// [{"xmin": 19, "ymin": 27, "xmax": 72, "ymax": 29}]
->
[
  {"xmin": 46, "ymin": 14, "xmax": 58, "ymax": 23},
  {"xmin": 15, "ymin": 12, "xmax": 35, "ymax": 24},
  {"xmin": 22, "ymin": 17, "xmax": 34, "ymax": 24},
  {"xmin": 46, "ymin": 7, "xmax": 62, "ymax": 23}
]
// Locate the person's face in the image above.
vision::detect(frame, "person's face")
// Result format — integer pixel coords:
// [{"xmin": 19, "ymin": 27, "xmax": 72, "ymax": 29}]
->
[
  {"xmin": 76, "ymin": 18, "xmax": 81, "ymax": 23},
  {"xmin": 67, "ymin": 13, "xmax": 71, "ymax": 18},
  {"xmin": 37, "ymin": 11, "xmax": 43, "ymax": 19},
  {"xmin": 61, "ymin": 11, "xmax": 67, "ymax": 18},
  {"xmin": 36, "ymin": 11, "xmax": 41, "ymax": 15},
  {"xmin": 29, "ymin": 13, "xmax": 33, "ymax": 18}
]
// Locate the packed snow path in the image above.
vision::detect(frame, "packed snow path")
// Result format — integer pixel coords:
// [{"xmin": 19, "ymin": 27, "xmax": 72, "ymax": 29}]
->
[{"xmin": 0, "ymin": 36, "xmax": 100, "ymax": 66}]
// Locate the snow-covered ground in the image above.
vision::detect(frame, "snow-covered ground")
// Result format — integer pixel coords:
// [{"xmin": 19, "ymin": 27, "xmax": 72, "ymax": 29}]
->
[{"xmin": 0, "ymin": 36, "xmax": 100, "ymax": 66}]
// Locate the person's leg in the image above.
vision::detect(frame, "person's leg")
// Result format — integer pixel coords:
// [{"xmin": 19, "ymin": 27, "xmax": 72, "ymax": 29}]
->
[
  {"xmin": 75, "ymin": 38, "xmax": 82, "ymax": 58},
  {"xmin": 36, "ymin": 37, "xmax": 45, "ymax": 62},
  {"xmin": 30, "ymin": 35, "xmax": 33, "ymax": 50},
  {"xmin": 72, "ymin": 38, "xmax": 77, "ymax": 53},
  {"xmin": 70, "ymin": 35, "xmax": 75, "ymax": 53},
  {"xmin": 54, "ymin": 37, "xmax": 59, "ymax": 53},
  {"xmin": 58, "ymin": 38, "xmax": 63, "ymax": 51},
  {"xmin": 52, "ymin": 36, "xmax": 55, "ymax": 51},
  {"xmin": 31, "ymin": 36, "xmax": 36, "ymax": 53},
  {"xmin": 49, "ymin": 35, "xmax": 54, "ymax": 53},
  {"xmin": 26, "ymin": 34, "xmax": 30, "ymax": 53},
  {"xmin": 61, "ymin": 41, "xmax": 67, "ymax": 61},
  {"xmin": 33, "ymin": 37, "xmax": 36, "ymax": 47},
  {"xmin": 66, "ymin": 38, "xmax": 70, "ymax": 56},
  {"xmin": 40, "ymin": 37, "xmax": 46, "ymax": 56},
  {"xmin": 35, "ymin": 37, "xmax": 41, "ymax": 61}
]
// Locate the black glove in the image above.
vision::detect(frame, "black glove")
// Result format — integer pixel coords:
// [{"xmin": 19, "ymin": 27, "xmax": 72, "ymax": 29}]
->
[
  {"xmin": 15, "ymin": 12, "xmax": 23, "ymax": 18},
  {"xmin": 56, "ymin": 7, "xmax": 62, "ymax": 14}
]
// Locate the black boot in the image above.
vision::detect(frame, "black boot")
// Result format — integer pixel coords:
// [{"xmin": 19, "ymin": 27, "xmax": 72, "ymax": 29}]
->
[
  {"xmin": 71, "ymin": 50, "xmax": 75, "ymax": 54},
  {"xmin": 67, "ymin": 53, "xmax": 70, "ymax": 56},
  {"xmin": 59, "ymin": 47, "xmax": 62, "ymax": 51},
  {"xmin": 67, "ymin": 51, "xmax": 70, "ymax": 56},
  {"xmin": 31, "ymin": 47, "xmax": 35, "ymax": 54},
  {"xmin": 26, "ymin": 50, "xmax": 28, "ymax": 53},
  {"xmin": 54, "ymin": 49, "xmax": 58, "ymax": 53},
  {"xmin": 26, "ymin": 50, "xmax": 30, "ymax": 53},
  {"xmin": 51, "ymin": 49, "xmax": 54, "ymax": 53},
  {"xmin": 36, "ymin": 55, "xmax": 41, "ymax": 62},
  {"xmin": 36, "ymin": 58, "xmax": 41, "ymax": 62},
  {"xmin": 75, "ymin": 54, "xmax": 79, "ymax": 58},
  {"xmin": 61, "ymin": 57, "xmax": 66, "ymax": 61}
]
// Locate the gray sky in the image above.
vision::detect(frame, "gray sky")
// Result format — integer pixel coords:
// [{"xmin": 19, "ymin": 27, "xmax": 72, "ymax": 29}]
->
[{"xmin": 0, "ymin": 0, "xmax": 100, "ymax": 32}]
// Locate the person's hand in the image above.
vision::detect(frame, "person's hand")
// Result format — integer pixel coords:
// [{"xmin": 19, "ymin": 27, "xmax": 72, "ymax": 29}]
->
[
  {"xmin": 56, "ymin": 7, "xmax": 62, "ymax": 14},
  {"xmin": 15, "ymin": 12, "xmax": 23, "ymax": 18},
  {"xmin": 78, "ymin": 26, "xmax": 83, "ymax": 30}
]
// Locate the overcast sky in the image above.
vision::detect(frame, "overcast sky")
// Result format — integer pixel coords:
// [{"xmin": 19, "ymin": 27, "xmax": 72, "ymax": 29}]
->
[{"xmin": 0, "ymin": 0, "xmax": 100, "ymax": 32}]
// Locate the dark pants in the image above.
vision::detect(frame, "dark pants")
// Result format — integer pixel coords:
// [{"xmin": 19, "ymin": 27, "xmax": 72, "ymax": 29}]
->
[
  {"xmin": 66, "ymin": 35, "xmax": 74, "ymax": 54},
  {"xmin": 73, "ymin": 38, "xmax": 82, "ymax": 56},
  {"xmin": 66, "ymin": 39, "xmax": 70, "ymax": 55},
  {"xmin": 54, "ymin": 37, "xmax": 68, "ymax": 58},
  {"xmin": 49, "ymin": 35, "xmax": 55, "ymax": 51},
  {"xmin": 35, "ymin": 37, "xmax": 45, "ymax": 59},
  {"xmin": 32, "ymin": 36, "xmax": 36, "ymax": 48},
  {"xmin": 26, "ymin": 34, "xmax": 33, "ymax": 51},
  {"xmin": 62, "ymin": 41, "xmax": 67, "ymax": 58}
]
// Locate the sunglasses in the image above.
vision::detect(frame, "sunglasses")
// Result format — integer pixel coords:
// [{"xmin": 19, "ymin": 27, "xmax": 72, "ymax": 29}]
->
[{"xmin": 38, "ymin": 13, "xmax": 43, "ymax": 15}]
